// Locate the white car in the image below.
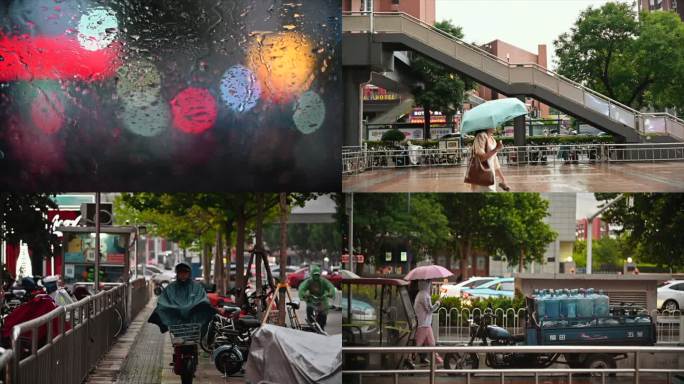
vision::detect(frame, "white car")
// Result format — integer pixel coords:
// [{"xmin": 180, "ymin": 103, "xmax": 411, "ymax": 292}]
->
[
  {"xmin": 439, "ymin": 276, "xmax": 497, "ymax": 298},
  {"xmin": 657, "ymin": 280, "xmax": 684, "ymax": 311}
]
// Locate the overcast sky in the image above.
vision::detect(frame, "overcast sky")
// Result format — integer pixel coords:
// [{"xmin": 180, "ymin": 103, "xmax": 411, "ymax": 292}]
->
[
  {"xmin": 576, "ymin": 193, "xmax": 601, "ymax": 219},
  {"xmin": 435, "ymin": 0, "xmax": 623, "ymax": 68}
]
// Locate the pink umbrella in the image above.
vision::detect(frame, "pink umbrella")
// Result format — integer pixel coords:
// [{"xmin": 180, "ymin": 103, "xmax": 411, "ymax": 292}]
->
[{"xmin": 404, "ymin": 265, "xmax": 453, "ymax": 281}]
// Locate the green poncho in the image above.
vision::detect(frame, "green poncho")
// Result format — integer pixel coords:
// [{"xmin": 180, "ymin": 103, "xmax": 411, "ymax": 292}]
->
[
  {"xmin": 298, "ymin": 265, "xmax": 336, "ymax": 311},
  {"xmin": 148, "ymin": 279, "xmax": 216, "ymax": 333}
]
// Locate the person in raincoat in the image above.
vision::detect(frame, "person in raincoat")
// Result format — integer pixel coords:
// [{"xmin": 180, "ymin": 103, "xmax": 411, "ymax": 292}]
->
[
  {"xmin": 298, "ymin": 265, "xmax": 336, "ymax": 331},
  {"xmin": 148, "ymin": 262, "xmax": 215, "ymax": 333},
  {"xmin": 414, "ymin": 280, "xmax": 443, "ymax": 364}
]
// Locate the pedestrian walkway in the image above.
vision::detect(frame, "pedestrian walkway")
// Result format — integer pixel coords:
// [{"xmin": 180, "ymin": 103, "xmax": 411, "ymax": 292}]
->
[
  {"xmin": 86, "ymin": 296, "xmax": 242, "ymax": 384},
  {"xmin": 342, "ymin": 161, "xmax": 684, "ymax": 192},
  {"xmin": 85, "ymin": 297, "xmax": 164, "ymax": 384}
]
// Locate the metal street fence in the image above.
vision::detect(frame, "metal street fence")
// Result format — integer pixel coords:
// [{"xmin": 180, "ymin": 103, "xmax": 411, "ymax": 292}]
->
[
  {"xmin": 435, "ymin": 307, "xmax": 682, "ymax": 345},
  {"xmin": 9, "ymin": 283, "xmax": 127, "ymax": 384},
  {"xmin": 342, "ymin": 143, "xmax": 684, "ymax": 175},
  {"xmin": 128, "ymin": 277, "xmax": 151, "ymax": 324},
  {"xmin": 342, "ymin": 345, "xmax": 684, "ymax": 384},
  {"xmin": 0, "ymin": 348, "xmax": 13, "ymax": 384}
]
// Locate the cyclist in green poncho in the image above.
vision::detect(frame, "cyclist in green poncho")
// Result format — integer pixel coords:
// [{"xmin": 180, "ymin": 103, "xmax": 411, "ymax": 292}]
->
[{"xmin": 298, "ymin": 264, "xmax": 336, "ymax": 331}]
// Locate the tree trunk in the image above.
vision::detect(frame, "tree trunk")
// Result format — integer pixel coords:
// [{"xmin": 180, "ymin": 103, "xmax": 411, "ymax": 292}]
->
[
  {"xmin": 255, "ymin": 193, "xmax": 265, "ymax": 313},
  {"xmin": 202, "ymin": 243, "xmax": 211, "ymax": 283},
  {"xmin": 458, "ymin": 240, "xmax": 471, "ymax": 281},
  {"xmin": 278, "ymin": 193, "xmax": 288, "ymax": 326},
  {"xmin": 235, "ymin": 210, "xmax": 247, "ymax": 305},
  {"xmin": 223, "ymin": 220, "xmax": 233, "ymax": 296},
  {"xmin": 214, "ymin": 229, "xmax": 223, "ymax": 293},
  {"xmin": 519, "ymin": 248, "xmax": 525, "ymax": 273},
  {"xmin": 423, "ymin": 105, "xmax": 431, "ymax": 140},
  {"xmin": 446, "ymin": 112, "xmax": 454, "ymax": 134}
]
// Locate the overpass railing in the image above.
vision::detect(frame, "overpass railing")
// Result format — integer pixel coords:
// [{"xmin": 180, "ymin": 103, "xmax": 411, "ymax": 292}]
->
[
  {"xmin": 343, "ymin": 345, "xmax": 684, "ymax": 384},
  {"xmin": 343, "ymin": 12, "xmax": 684, "ymax": 141},
  {"xmin": 9, "ymin": 283, "xmax": 127, "ymax": 384},
  {"xmin": 342, "ymin": 143, "xmax": 684, "ymax": 174}
]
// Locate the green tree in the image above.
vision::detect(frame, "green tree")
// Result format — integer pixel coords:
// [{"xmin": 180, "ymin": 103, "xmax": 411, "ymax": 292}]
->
[
  {"xmin": 595, "ymin": 193, "xmax": 684, "ymax": 270},
  {"xmin": 411, "ymin": 20, "xmax": 472, "ymax": 140},
  {"xmin": 572, "ymin": 236, "xmax": 632, "ymax": 271},
  {"xmin": 554, "ymin": 3, "xmax": 684, "ymax": 111},
  {"xmin": 0, "ymin": 193, "xmax": 59, "ymax": 277},
  {"xmin": 439, "ymin": 194, "xmax": 556, "ymax": 279},
  {"xmin": 350, "ymin": 194, "xmax": 449, "ymax": 269},
  {"xmin": 117, "ymin": 193, "xmax": 314, "ymax": 307}
]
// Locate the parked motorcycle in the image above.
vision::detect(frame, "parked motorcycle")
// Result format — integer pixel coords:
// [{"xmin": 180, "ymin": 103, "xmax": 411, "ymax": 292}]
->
[
  {"xmin": 211, "ymin": 306, "xmax": 261, "ymax": 376},
  {"xmin": 169, "ymin": 323, "xmax": 201, "ymax": 384},
  {"xmin": 443, "ymin": 312, "xmax": 555, "ymax": 371}
]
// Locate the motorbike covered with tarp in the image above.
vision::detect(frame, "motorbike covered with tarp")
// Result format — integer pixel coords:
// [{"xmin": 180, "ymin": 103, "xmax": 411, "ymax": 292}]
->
[
  {"xmin": 245, "ymin": 324, "xmax": 341, "ymax": 384},
  {"xmin": 148, "ymin": 280, "xmax": 216, "ymax": 333}
]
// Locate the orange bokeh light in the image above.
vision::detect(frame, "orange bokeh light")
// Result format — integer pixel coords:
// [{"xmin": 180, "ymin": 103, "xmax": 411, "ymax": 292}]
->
[{"xmin": 247, "ymin": 31, "xmax": 315, "ymax": 104}]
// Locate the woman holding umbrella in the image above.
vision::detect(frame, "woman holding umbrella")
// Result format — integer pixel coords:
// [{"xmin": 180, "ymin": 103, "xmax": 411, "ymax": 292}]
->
[
  {"xmin": 470, "ymin": 128, "xmax": 510, "ymax": 192},
  {"xmin": 405, "ymin": 265, "xmax": 453, "ymax": 365},
  {"xmin": 461, "ymin": 98, "xmax": 528, "ymax": 191}
]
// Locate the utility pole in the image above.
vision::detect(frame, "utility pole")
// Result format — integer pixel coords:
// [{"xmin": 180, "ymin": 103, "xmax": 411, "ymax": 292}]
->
[
  {"xmin": 347, "ymin": 193, "xmax": 354, "ymax": 273},
  {"xmin": 94, "ymin": 192, "xmax": 101, "ymax": 293}
]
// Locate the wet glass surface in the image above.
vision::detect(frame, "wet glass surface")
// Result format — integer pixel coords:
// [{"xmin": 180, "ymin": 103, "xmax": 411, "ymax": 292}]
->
[{"xmin": 0, "ymin": 0, "xmax": 341, "ymax": 191}]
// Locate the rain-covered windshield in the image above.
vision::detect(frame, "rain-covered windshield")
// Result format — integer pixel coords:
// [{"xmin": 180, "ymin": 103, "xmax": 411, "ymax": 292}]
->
[{"xmin": 0, "ymin": 0, "xmax": 341, "ymax": 191}]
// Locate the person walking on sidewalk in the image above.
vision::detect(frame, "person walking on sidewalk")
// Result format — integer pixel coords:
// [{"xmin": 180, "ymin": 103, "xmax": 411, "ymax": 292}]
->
[
  {"xmin": 298, "ymin": 264, "xmax": 336, "ymax": 331},
  {"xmin": 414, "ymin": 280, "xmax": 443, "ymax": 364},
  {"xmin": 468, "ymin": 128, "xmax": 511, "ymax": 191}
]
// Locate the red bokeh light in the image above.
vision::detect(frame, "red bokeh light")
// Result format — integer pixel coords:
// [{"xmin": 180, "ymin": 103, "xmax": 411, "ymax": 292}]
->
[
  {"xmin": 170, "ymin": 87, "xmax": 217, "ymax": 134},
  {"xmin": 0, "ymin": 34, "xmax": 121, "ymax": 81}
]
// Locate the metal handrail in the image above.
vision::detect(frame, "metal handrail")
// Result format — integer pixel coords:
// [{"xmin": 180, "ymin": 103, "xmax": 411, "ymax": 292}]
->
[
  {"xmin": 343, "ymin": 345, "xmax": 684, "ymax": 384},
  {"xmin": 9, "ymin": 283, "xmax": 127, "ymax": 384},
  {"xmin": 343, "ymin": 345, "xmax": 682, "ymax": 353},
  {"xmin": 343, "ymin": 12, "xmax": 684, "ymax": 135}
]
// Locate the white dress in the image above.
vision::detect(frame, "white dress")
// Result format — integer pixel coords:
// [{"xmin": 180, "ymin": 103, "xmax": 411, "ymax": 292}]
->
[{"xmin": 469, "ymin": 133, "xmax": 498, "ymax": 192}]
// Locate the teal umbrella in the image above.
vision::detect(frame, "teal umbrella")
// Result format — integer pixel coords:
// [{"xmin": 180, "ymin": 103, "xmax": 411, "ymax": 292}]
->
[{"xmin": 460, "ymin": 98, "xmax": 528, "ymax": 134}]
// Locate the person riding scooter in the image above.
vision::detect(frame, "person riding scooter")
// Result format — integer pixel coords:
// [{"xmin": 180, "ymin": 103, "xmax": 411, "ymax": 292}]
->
[
  {"xmin": 149, "ymin": 262, "xmax": 215, "ymax": 332},
  {"xmin": 298, "ymin": 265, "xmax": 336, "ymax": 331}
]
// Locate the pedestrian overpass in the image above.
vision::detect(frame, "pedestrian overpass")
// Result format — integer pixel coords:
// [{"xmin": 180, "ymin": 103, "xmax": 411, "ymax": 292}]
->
[{"xmin": 342, "ymin": 12, "xmax": 684, "ymax": 145}]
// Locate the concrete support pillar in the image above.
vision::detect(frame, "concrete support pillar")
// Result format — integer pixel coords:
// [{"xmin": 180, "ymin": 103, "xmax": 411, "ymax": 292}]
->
[
  {"xmin": 344, "ymin": 68, "xmax": 371, "ymax": 146},
  {"xmin": 513, "ymin": 96, "xmax": 527, "ymax": 147},
  {"xmin": 513, "ymin": 96, "xmax": 527, "ymax": 165}
]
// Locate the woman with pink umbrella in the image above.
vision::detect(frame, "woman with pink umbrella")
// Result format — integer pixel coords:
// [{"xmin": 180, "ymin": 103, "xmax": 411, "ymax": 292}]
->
[{"xmin": 405, "ymin": 265, "xmax": 453, "ymax": 365}]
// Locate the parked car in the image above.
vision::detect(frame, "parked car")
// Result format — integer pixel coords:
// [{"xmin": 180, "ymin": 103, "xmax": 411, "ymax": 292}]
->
[
  {"xmin": 271, "ymin": 265, "xmax": 299, "ymax": 276},
  {"xmin": 146, "ymin": 265, "xmax": 175, "ymax": 285},
  {"xmin": 439, "ymin": 276, "xmax": 497, "ymax": 298},
  {"xmin": 287, "ymin": 267, "xmax": 340, "ymax": 289},
  {"xmin": 657, "ymin": 280, "xmax": 684, "ymax": 311},
  {"xmin": 461, "ymin": 277, "xmax": 514, "ymax": 299}
]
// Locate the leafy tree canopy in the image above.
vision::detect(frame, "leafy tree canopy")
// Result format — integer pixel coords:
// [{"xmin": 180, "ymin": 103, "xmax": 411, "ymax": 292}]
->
[
  {"xmin": 555, "ymin": 3, "xmax": 684, "ymax": 111},
  {"xmin": 595, "ymin": 193, "xmax": 684, "ymax": 270},
  {"xmin": 0, "ymin": 193, "xmax": 59, "ymax": 261}
]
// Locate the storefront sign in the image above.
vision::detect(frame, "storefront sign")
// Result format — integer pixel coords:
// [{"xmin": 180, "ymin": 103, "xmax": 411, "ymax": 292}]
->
[{"xmin": 49, "ymin": 210, "xmax": 81, "ymax": 237}]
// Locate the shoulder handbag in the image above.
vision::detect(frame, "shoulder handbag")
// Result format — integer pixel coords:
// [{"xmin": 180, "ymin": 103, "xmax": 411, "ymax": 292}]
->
[{"xmin": 464, "ymin": 151, "xmax": 495, "ymax": 186}]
